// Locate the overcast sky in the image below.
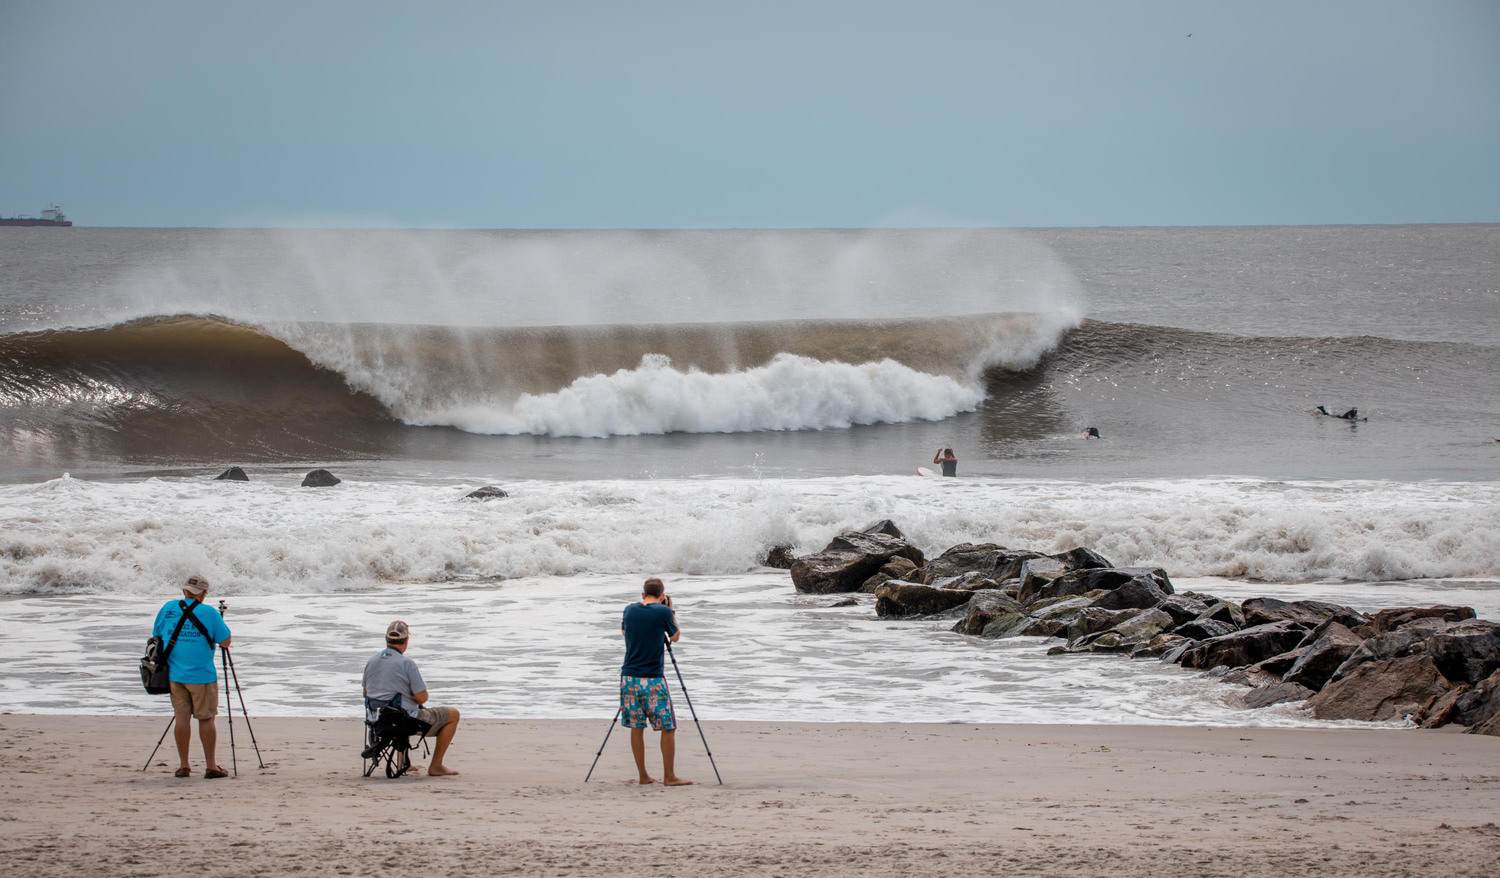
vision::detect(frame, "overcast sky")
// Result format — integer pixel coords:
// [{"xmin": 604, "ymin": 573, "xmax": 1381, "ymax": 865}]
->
[{"xmin": 2, "ymin": 1, "xmax": 1497, "ymax": 228}]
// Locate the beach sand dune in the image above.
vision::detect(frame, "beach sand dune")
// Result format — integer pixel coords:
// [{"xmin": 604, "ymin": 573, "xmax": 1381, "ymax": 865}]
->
[{"xmin": 2, "ymin": 716, "xmax": 1498, "ymax": 877}]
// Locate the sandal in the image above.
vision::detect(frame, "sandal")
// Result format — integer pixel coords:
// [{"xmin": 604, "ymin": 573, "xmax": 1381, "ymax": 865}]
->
[
  {"xmin": 174, "ymin": 767, "xmax": 191, "ymax": 778},
  {"xmin": 204, "ymin": 767, "xmax": 229, "ymax": 779}
]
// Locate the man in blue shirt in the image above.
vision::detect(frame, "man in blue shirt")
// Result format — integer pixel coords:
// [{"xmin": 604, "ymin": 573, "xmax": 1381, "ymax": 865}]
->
[
  {"xmin": 362, "ymin": 620, "xmax": 462, "ymax": 776},
  {"xmin": 620, "ymin": 578, "xmax": 691, "ymax": 786},
  {"xmin": 151, "ymin": 574, "xmax": 232, "ymax": 779}
]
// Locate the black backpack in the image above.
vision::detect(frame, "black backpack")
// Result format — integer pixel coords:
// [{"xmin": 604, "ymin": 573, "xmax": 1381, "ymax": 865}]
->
[{"xmin": 140, "ymin": 600, "xmax": 211, "ymax": 694}]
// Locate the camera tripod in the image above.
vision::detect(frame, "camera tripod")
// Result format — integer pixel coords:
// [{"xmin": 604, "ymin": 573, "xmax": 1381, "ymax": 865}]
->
[
  {"xmin": 141, "ymin": 600, "xmax": 265, "ymax": 774},
  {"xmin": 584, "ymin": 638, "xmax": 722, "ymax": 784}
]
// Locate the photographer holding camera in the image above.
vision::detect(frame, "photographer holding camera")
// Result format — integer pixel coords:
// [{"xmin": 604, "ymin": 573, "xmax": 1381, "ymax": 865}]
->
[
  {"xmin": 151, "ymin": 574, "xmax": 232, "ymax": 779},
  {"xmin": 619, "ymin": 577, "xmax": 692, "ymax": 786}
]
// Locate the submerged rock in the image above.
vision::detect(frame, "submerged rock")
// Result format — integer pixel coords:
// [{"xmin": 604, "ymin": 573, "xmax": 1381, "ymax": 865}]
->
[
  {"xmin": 464, "ymin": 486, "xmax": 509, "ymax": 500},
  {"xmin": 1241, "ymin": 597, "xmax": 1356, "ymax": 628},
  {"xmin": 1177, "ymin": 621, "xmax": 1309, "ymax": 671},
  {"xmin": 920, "ymin": 543, "xmax": 1011, "ymax": 583},
  {"xmin": 763, "ymin": 545, "xmax": 798, "ymax": 570},
  {"xmin": 301, "ymin": 469, "xmax": 341, "ymax": 487},
  {"xmin": 953, "ymin": 591, "xmax": 1026, "ymax": 636},
  {"xmin": 1242, "ymin": 681, "xmax": 1315, "ymax": 710},
  {"xmin": 1021, "ymin": 566, "xmax": 1170, "ymax": 606},
  {"xmin": 1307, "ymin": 655, "xmax": 1455, "ymax": 722},
  {"xmin": 213, "ymin": 467, "xmax": 249, "ymax": 482},
  {"xmin": 1353, "ymin": 605, "xmax": 1477, "ymax": 639},
  {"xmin": 1089, "ymin": 574, "xmax": 1172, "ymax": 611},
  {"xmin": 858, "ymin": 556, "xmax": 921, "ymax": 594},
  {"xmin": 790, "ymin": 527, "xmax": 926, "ymax": 594},
  {"xmin": 874, "ymin": 582, "xmax": 973, "ymax": 618}
]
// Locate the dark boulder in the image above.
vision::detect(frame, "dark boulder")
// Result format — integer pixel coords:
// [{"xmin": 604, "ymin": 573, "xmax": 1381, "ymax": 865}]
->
[
  {"xmin": 1177, "ymin": 621, "xmax": 1309, "ymax": 671},
  {"xmin": 1173, "ymin": 619, "xmax": 1238, "ymax": 641},
  {"xmin": 1156, "ymin": 594, "xmax": 1210, "ymax": 627},
  {"xmin": 1047, "ymin": 546, "xmax": 1114, "ymax": 572},
  {"xmin": 214, "ymin": 467, "xmax": 249, "ymax": 481},
  {"xmin": 862, "ymin": 519, "xmax": 907, "ymax": 540},
  {"xmin": 1455, "ymin": 671, "xmax": 1500, "ymax": 735},
  {"xmin": 1021, "ymin": 566, "xmax": 1171, "ymax": 606},
  {"xmin": 463, "ymin": 486, "xmax": 509, "ymax": 500},
  {"xmin": 1253, "ymin": 647, "xmax": 1307, "ymax": 678},
  {"xmin": 1131, "ymin": 633, "xmax": 1190, "ymax": 659},
  {"xmin": 1242, "ymin": 681, "xmax": 1315, "ymax": 710},
  {"xmin": 920, "ymin": 543, "xmax": 1009, "ymax": 583},
  {"xmin": 1353, "ymin": 605, "xmax": 1476, "ymax": 640},
  {"xmin": 1067, "ymin": 609, "xmax": 1174, "ymax": 654},
  {"xmin": 763, "ymin": 545, "xmax": 797, "ymax": 569},
  {"xmin": 1417, "ymin": 683, "xmax": 1472, "ymax": 729},
  {"xmin": 993, "ymin": 551, "xmax": 1046, "ymax": 582},
  {"xmin": 983, "ymin": 596, "xmax": 1094, "ymax": 639},
  {"xmin": 1198, "ymin": 601, "xmax": 1246, "ymax": 628},
  {"xmin": 1424, "ymin": 620, "xmax": 1500, "ymax": 685},
  {"xmin": 1016, "ymin": 557, "xmax": 1070, "ymax": 599},
  {"xmin": 874, "ymin": 583, "xmax": 973, "ymax": 618},
  {"xmin": 1065, "ymin": 607, "xmax": 1144, "ymax": 642},
  {"xmin": 858, "ymin": 556, "xmax": 920, "ymax": 594},
  {"xmin": 790, "ymin": 529, "xmax": 925, "ymax": 594},
  {"xmin": 1089, "ymin": 574, "xmax": 1171, "ymax": 611},
  {"xmin": 929, "ymin": 571, "xmax": 1001, "ymax": 591},
  {"xmin": 1328, "ymin": 618, "xmax": 1451, "ymax": 683},
  {"xmin": 1306, "ymin": 655, "xmax": 1456, "ymax": 722},
  {"xmin": 953, "ymin": 592, "xmax": 1026, "ymax": 636},
  {"xmin": 1282, "ymin": 622, "xmax": 1363, "ymax": 691},
  {"xmin": 301, "ymin": 469, "xmax": 341, "ymax": 487},
  {"xmin": 1241, "ymin": 597, "xmax": 1354, "ymax": 628}
]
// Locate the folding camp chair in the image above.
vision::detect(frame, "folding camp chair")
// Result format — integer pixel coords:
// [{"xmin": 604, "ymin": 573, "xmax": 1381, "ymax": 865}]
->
[{"xmin": 361, "ymin": 700, "xmax": 431, "ymax": 778}]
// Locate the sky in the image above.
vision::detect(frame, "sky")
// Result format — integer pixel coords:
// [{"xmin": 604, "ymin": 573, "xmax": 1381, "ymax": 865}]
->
[{"xmin": 1, "ymin": 0, "xmax": 1497, "ymax": 228}]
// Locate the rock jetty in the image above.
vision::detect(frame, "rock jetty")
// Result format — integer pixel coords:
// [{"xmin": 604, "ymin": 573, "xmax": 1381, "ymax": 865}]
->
[{"xmin": 784, "ymin": 524, "xmax": 1500, "ymax": 735}]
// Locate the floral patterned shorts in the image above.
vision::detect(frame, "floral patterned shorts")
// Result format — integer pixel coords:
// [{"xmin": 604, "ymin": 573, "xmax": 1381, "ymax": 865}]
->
[{"xmin": 620, "ymin": 675, "xmax": 676, "ymax": 731}]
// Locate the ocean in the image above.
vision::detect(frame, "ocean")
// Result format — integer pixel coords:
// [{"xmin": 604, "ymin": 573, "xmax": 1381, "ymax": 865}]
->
[{"xmin": 1, "ymin": 225, "xmax": 1497, "ymax": 725}]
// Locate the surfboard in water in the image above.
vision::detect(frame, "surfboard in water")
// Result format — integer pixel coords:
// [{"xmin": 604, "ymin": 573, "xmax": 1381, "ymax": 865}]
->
[{"xmin": 916, "ymin": 466, "xmax": 940, "ymax": 478}]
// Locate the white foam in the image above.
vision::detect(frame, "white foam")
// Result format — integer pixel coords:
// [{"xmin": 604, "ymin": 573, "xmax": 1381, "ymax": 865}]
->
[
  {"xmin": 1, "ymin": 475, "xmax": 1496, "ymax": 597},
  {"xmin": 422, "ymin": 353, "xmax": 984, "ymax": 437}
]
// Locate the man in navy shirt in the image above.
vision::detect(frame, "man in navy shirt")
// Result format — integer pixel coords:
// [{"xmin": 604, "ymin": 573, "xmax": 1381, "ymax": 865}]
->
[{"xmin": 619, "ymin": 578, "xmax": 691, "ymax": 786}]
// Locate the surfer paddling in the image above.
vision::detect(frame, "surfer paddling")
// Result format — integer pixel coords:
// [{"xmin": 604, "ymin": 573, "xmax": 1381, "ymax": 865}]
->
[
  {"xmin": 1316, "ymin": 405, "xmax": 1365, "ymax": 421},
  {"xmin": 932, "ymin": 448, "xmax": 957, "ymax": 477}
]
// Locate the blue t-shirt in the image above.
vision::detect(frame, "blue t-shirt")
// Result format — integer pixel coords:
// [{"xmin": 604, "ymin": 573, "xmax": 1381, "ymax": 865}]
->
[
  {"xmin": 621, "ymin": 602, "xmax": 679, "ymax": 678},
  {"xmin": 152, "ymin": 599, "xmax": 231, "ymax": 685}
]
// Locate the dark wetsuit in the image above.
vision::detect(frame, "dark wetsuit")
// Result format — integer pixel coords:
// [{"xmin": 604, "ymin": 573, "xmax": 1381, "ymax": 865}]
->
[{"xmin": 939, "ymin": 458, "xmax": 957, "ymax": 477}]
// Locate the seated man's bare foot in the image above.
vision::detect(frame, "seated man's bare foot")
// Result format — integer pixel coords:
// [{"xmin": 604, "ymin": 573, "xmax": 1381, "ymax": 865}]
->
[
  {"xmin": 428, "ymin": 766, "xmax": 460, "ymax": 776},
  {"xmin": 663, "ymin": 776, "xmax": 694, "ymax": 786}
]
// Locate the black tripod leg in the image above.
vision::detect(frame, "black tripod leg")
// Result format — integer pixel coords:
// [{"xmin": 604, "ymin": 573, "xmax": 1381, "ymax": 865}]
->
[
  {"xmin": 142, "ymin": 714, "xmax": 176, "ymax": 772},
  {"xmin": 667, "ymin": 644, "xmax": 722, "ymax": 785},
  {"xmin": 224, "ymin": 650, "xmax": 265, "ymax": 768},
  {"xmin": 584, "ymin": 707, "xmax": 623, "ymax": 783},
  {"xmin": 221, "ymin": 647, "xmax": 237, "ymax": 777}
]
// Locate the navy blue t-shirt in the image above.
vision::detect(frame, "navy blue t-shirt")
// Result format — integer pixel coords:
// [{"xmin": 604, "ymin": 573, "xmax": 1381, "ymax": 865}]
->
[{"xmin": 621, "ymin": 602, "xmax": 679, "ymax": 678}]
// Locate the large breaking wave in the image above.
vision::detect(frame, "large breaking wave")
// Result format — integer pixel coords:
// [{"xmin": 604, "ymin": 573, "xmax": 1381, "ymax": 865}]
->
[{"xmin": 0, "ymin": 310, "xmax": 1077, "ymax": 447}]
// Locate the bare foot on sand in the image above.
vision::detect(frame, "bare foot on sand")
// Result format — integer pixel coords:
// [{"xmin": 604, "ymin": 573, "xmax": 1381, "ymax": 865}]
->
[
  {"xmin": 663, "ymin": 776, "xmax": 694, "ymax": 787},
  {"xmin": 428, "ymin": 766, "xmax": 460, "ymax": 776},
  {"xmin": 637, "ymin": 775, "xmax": 656, "ymax": 785}
]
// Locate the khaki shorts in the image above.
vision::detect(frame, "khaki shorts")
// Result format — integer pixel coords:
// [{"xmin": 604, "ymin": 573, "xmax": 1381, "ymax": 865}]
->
[
  {"xmin": 170, "ymin": 681, "xmax": 219, "ymax": 720},
  {"xmin": 417, "ymin": 706, "xmax": 452, "ymax": 735}
]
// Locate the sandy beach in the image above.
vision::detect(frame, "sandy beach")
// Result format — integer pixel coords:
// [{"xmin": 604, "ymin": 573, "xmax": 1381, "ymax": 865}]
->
[{"xmin": 2, "ymin": 715, "xmax": 1497, "ymax": 877}]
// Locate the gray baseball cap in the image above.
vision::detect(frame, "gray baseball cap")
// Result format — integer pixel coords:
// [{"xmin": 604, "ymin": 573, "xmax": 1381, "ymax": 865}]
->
[
  {"xmin": 184, "ymin": 574, "xmax": 210, "ymax": 596},
  {"xmin": 385, "ymin": 619, "xmax": 410, "ymax": 641}
]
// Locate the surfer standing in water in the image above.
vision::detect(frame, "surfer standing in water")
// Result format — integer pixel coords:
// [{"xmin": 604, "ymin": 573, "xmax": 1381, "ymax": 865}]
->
[{"xmin": 933, "ymin": 448, "xmax": 958, "ymax": 477}]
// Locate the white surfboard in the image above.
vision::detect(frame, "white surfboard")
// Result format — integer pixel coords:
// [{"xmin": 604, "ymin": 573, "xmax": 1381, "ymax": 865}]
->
[{"xmin": 916, "ymin": 466, "xmax": 940, "ymax": 478}]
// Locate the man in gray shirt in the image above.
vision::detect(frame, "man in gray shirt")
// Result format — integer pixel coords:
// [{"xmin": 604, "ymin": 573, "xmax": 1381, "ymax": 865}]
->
[{"xmin": 362, "ymin": 620, "xmax": 462, "ymax": 776}]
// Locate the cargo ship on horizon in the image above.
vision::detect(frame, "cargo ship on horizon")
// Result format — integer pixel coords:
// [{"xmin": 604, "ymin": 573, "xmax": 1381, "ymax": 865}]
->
[{"xmin": 1, "ymin": 205, "xmax": 73, "ymax": 227}]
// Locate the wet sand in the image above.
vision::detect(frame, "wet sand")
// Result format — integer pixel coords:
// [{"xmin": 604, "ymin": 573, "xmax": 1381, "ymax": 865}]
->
[{"xmin": 3, "ymin": 715, "xmax": 1498, "ymax": 877}]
